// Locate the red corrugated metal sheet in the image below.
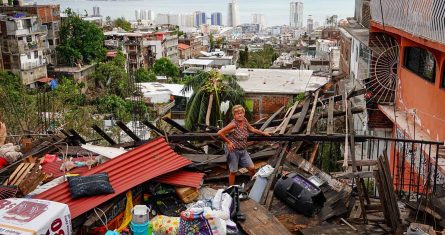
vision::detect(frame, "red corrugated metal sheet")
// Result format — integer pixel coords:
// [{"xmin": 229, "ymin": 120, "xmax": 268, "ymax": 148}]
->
[
  {"xmin": 154, "ymin": 170, "xmax": 204, "ymax": 188},
  {"xmin": 34, "ymin": 137, "xmax": 191, "ymax": 218}
]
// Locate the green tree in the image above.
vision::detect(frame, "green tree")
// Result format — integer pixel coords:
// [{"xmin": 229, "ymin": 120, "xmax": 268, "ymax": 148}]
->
[
  {"xmin": 0, "ymin": 72, "xmax": 38, "ymax": 134},
  {"xmin": 135, "ymin": 68, "xmax": 157, "ymax": 83},
  {"xmin": 57, "ymin": 8, "xmax": 106, "ymax": 65},
  {"xmin": 96, "ymin": 95, "xmax": 132, "ymax": 122},
  {"xmin": 91, "ymin": 51, "xmax": 130, "ymax": 97},
  {"xmin": 182, "ymin": 70, "xmax": 249, "ymax": 130},
  {"xmin": 239, "ymin": 46, "xmax": 248, "ymax": 67},
  {"xmin": 106, "ymin": 16, "xmax": 112, "ymax": 26},
  {"xmin": 172, "ymin": 25, "xmax": 184, "ymax": 37},
  {"xmin": 242, "ymin": 45, "xmax": 278, "ymax": 69},
  {"xmin": 113, "ymin": 17, "xmax": 132, "ymax": 32},
  {"xmin": 153, "ymin": 57, "xmax": 180, "ymax": 79}
]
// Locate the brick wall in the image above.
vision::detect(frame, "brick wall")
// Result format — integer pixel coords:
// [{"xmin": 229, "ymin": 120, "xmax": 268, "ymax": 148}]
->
[
  {"xmin": 367, "ymin": 108, "xmax": 393, "ymax": 129},
  {"xmin": 246, "ymin": 94, "xmax": 292, "ymax": 121}
]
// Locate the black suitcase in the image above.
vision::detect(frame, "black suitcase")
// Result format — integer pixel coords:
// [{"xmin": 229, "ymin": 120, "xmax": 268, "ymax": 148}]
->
[{"xmin": 274, "ymin": 173, "xmax": 326, "ymax": 216}]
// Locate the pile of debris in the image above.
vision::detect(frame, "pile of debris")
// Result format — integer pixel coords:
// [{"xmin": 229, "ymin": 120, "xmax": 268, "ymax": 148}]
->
[{"xmin": 0, "ymin": 78, "xmax": 445, "ymax": 234}]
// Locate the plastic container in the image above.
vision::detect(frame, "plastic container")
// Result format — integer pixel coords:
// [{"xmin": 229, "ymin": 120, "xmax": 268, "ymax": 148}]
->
[
  {"xmin": 131, "ymin": 205, "xmax": 150, "ymax": 224},
  {"xmin": 130, "ymin": 221, "xmax": 152, "ymax": 235}
]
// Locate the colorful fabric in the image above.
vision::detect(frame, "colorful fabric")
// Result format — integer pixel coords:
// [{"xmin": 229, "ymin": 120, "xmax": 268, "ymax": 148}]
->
[
  {"xmin": 151, "ymin": 215, "xmax": 180, "ymax": 235},
  {"xmin": 178, "ymin": 209, "xmax": 213, "ymax": 235},
  {"xmin": 227, "ymin": 118, "xmax": 249, "ymax": 151}
]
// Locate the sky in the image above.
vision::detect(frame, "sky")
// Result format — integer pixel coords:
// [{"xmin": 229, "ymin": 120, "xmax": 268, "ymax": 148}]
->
[{"xmin": 36, "ymin": 0, "xmax": 355, "ymax": 26}]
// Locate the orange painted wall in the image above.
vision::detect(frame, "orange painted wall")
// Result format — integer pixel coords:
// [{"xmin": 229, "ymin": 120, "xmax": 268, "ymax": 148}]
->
[{"xmin": 371, "ymin": 23, "xmax": 445, "ymax": 141}]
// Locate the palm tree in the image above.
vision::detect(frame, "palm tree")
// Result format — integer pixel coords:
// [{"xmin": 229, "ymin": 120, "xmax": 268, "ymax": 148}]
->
[{"xmin": 181, "ymin": 70, "xmax": 249, "ymax": 130}]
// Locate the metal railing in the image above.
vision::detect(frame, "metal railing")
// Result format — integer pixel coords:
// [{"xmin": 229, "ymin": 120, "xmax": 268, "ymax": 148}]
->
[
  {"xmin": 370, "ymin": 0, "xmax": 445, "ymax": 44},
  {"xmin": 309, "ymin": 135, "xmax": 443, "ymax": 201}
]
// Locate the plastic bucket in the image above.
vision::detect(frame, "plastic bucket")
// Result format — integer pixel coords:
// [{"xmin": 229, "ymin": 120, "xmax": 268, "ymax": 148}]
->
[
  {"xmin": 130, "ymin": 221, "xmax": 150, "ymax": 235},
  {"xmin": 131, "ymin": 205, "xmax": 150, "ymax": 224}
]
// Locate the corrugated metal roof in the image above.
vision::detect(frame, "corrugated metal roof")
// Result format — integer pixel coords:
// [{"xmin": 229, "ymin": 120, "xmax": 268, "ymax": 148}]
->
[
  {"xmin": 34, "ymin": 137, "xmax": 192, "ymax": 218},
  {"xmin": 154, "ymin": 170, "xmax": 204, "ymax": 188}
]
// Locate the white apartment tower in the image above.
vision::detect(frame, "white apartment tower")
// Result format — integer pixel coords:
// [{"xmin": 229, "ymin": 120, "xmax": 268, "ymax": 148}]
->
[
  {"xmin": 251, "ymin": 13, "xmax": 266, "ymax": 27},
  {"xmin": 290, "ymin": 1, "xmax": 304, "ymax": 28},
  {"xmin": 307, "ymin": 14, "xmax": 314, "ymax": 33},
  {"xmin": 227, "ymin": 0, "xmax": 239, "ymax": 27}
]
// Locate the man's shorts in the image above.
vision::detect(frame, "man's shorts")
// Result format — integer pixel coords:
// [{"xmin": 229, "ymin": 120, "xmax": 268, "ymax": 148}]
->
[{"xmin": 226, "ymin": 149, "xmax": 254, "ymax": 173}]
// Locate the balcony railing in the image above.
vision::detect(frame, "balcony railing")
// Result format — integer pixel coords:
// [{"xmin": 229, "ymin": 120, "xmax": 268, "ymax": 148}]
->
[
  {"xmin": 371, "ymin": 0, "xmax": 445, "ymax": 44},
  {"xmin": 21, "ymin": 61, "xmax": 46, "ymax": 70}
]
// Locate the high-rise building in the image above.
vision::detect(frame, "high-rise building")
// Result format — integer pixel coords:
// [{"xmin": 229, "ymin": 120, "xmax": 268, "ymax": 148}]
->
[
  {"xmin": 211, "ymin": 12, "xmax": 222, "ymax": 26},
  {"xmin": 156, "ymin": 13, "xmax": 179, "ymax": 25},
  {"xmin": 289, "ymin": 1, "xmax": 303, "ymax": 28},
  {"xmin": 194, "ymin": 11, "xmax": 206, "ymax": 26},
  {"xmin": 227, "ymin": 0, "xmax": 239, "ymax": 27},
  {"xmin": 135, "ymin": 9, "xmax": 140, "ymax": 20},
  {"xmin": 92, "ymin": 6, "xmax": 101, "ymax": 17},
  {"xmin": 251, "ymin": 13, "xmax": 266, "ymax": 27},
  {"xmin": 307, "ymin": 14, "xmax": 314, "ymax": 33},
  {"xmin": 180, "ymin": 13, "xmax": 195, "ymax": 27}
]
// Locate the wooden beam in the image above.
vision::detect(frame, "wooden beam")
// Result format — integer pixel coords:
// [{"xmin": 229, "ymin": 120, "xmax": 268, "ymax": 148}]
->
[
  {"xmin": 116, "ymin": 121, "xmax": 142, "ymax": 142},
  {"xmin": 238, "ymin": 199, "xmax": 292, "ymax": 235},
  {"xmin": 327, "ymin": 97, "xmax": 334, "ymax": 135},
  {"xmin": 142, "ymin": 120, "xmax": 164, "ymax": 136},
  {"xmin": 162, "ymin": 117, "xmax": 189, "ymax": 133},
  {"xmin": 306, "ymin": 90, "xmax": 320, "ymax": 134},
  {"xmin": 308, "ymin": 144, "xmax": 319, "ymax": 164},
  {"xmin": 260, "ymin": 106, "xmax": 284, "ymax": 131},
  {"xmin": 92, "ymin": 124, "xmax": 117, "ymax": 145},
  {"xmin": 69, "ymin": 129, "xmax": 86, "ymax": 144},
  {"xmin": 279, "ymin": 101, "xmax": 299, "ymax": 134},
  {"xmin": 291, "ymin": 97, "xmax": 311, "ymax": 134}
]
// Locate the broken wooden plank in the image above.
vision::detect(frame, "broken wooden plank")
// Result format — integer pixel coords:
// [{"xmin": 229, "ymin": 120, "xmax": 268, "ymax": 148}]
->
[
  {"xmin": 162, "ymin": 117, "xmax": 189, "ymax": 133},
  {"xmin": 253, "ymin": 106, "xmax": 365, "ymax": 129},
  {"xmin": 92, "ymin": 124, "xmax": 117, "ymax": 145},
  {"xmin": 338, "ymin": 160, "xmax": 378, "ymax": 167},
  {"xmin": 279, "ymin": 102, "xmax": 299, "ymax": 134},
  {"xmin": 116, "ymin": 121, "xmax": 142, "ymax": 141},
  {"xmin": 308, "ymin": 144, "xmax": 319, "ymax": 164},
  {"xmin": 142, "ymin": 120, "xmax": 164, "ymax": 136},
  {"xmin": 69, "ymin": 129, "xmax": 87, "ymax": 144},
  {"xmin": 306, "ymin": 90, "xmax": 320, "ymax": 135},
  {"xmin": 239, "ymin": 199, "xmax": 292, "ymax": 235},
  {"xmin": 327, "ymin": 97, "xmax": 334, "ymax": 135},
  {"xmin": 291, "ymin": 97, "xmax": 311, "ymax": 134},
  {"xmin": 334, "ymin": 171, "xmax": 375, "ymax": 179},
  {"xmin": 260, "ymin": 106, "xmax": 285, "ymax": 131}
]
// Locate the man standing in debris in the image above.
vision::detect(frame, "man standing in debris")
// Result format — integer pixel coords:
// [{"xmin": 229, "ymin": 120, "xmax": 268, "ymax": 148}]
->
[{"xmin": 218, "ymin": 105, "xmax": 270, "ymax": 185}]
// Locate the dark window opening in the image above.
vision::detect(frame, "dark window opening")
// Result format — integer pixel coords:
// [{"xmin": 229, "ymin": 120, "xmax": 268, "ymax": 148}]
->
[{"xmin": 404, "ymin": 47, "xmax": 436, "ymax": 82}]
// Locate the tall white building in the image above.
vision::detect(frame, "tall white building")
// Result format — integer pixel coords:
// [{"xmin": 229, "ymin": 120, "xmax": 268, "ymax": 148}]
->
[
  {"xmin": 92, "ymin": 6, "xmax": 101, "ymax": 17},
  {"xmin": 135, "ymin": 9, "xmax": 140, "ymax": 21},
  {"xmin": 156, "ymin": 13, "xmax": 179, "ymax": 25},
  {"xmin": 251, "ymin": 13, "xmax": 266, "ymax": 27},
  {"xmin": 307, "ymin": 14, "xmax": 314, "ymax": 33},
  {"xmin": 289, "ymin": 1, "xmax": 304, "ymax": 28},
  {"xmin": 136, "ymin": 9, "xmax": 154, "ymax": 21},
  {"xmin": 227, "ymin": 0, "xmax": 239, "ymax": 27},
  {"xmin": 180, "ymin": 14, "xmax": 195, "ymax": 27}
]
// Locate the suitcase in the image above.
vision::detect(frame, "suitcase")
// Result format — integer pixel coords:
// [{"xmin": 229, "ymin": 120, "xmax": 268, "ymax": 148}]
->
[{"xmin": 274, "ymin": 173, "xmax": 326, "ymax": 216}]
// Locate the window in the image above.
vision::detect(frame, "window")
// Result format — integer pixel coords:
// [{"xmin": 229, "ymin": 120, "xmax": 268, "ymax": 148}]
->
[
  {"xmin": 49, "ymin": 40, "xmax": 53, "ymax": 46},
  {"xmin": 26, "ymin": 35, "xmax": 32, "ymax": 43},
  {"xmin": 34, "ymin": 51, "xmax": 38, "ymax": 59},
  {"xmin": 27, "ymin": 53, "xmax": 31, "ymax": 59},
  {"xmin": 404, "ymin": 47, "xmax": 436, "ymax": 82}
]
